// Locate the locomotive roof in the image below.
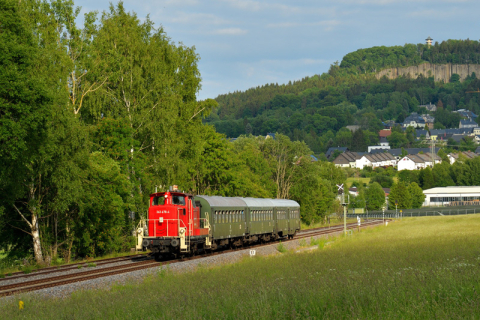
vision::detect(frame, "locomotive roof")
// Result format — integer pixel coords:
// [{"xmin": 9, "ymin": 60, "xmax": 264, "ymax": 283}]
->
[{"xmin": 195, "ymin": 195, "xmax": 299, "ymax": 208}]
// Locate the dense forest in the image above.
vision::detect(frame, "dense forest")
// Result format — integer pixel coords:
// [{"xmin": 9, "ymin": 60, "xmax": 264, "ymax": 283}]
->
[
  {"xmin": 208, "ymin": 41, "xmax": 480, "ymax": 153},
  {"xmin": 0, "ymin": 0, "xmax": 345, "ymax": 265}
]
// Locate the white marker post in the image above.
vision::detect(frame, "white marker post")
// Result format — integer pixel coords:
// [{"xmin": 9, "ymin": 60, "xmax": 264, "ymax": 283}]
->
[{"xmin": 357, "ymin": 215, "xmax": 361, "ymax": 232}]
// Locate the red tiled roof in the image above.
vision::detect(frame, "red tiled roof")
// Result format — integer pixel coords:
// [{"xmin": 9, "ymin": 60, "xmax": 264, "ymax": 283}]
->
[{"xmin": 379, "ymin": 129, "xmax": 392, "ymax": 138}]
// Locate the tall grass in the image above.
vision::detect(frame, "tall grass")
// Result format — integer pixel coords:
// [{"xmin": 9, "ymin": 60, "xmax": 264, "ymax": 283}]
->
[{"xmin": 2, "ymin": 215, "xmax": 480, "ymax": 319}]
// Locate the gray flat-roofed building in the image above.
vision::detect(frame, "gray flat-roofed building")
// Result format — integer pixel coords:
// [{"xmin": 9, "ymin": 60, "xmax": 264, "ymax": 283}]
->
[{"xmin": 423, "ymin": 186, "xmax": 480, "ymax": 206}]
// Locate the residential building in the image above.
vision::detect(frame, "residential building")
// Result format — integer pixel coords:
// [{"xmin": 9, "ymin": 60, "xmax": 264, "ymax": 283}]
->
[
  {"xmin": 454, "ymin": 109, "xmax": 478, "ymax": 120},
  {"xmin": 325, "ymin": 147, "xmax": 348, "ymax": 159},
  {"xmin": 397, "ymin": 153, "xmax": 441, "ymax": 171},
  {"xmin": 419, "ymin": 102, "xmax": 437, "ymax": 112},
  {"xmin": 403, "ymin": 112, "xmax": 426, "ymax": 128},
  {"xmin": 379, "ymin": 129, "xmax": 392, "ymax": 138},
  {"xmin": 355, "ymin": 152, "xmax": 396, "ymax": 170},
  {"xmin": 459, "ymin": 119, "xmax": 478, "ymax": 129},
  {"xmin": 421, "ymin": 114, "xmax": 435, "ymax": 129},
  {"xmin": 333, "ymin": 151, "xmax": 360, "ymax": 168},
  {"xmin": 367, "ymin": 137, "xmax": 390, "ymax": 152},
  {"xmin": 448, "ymin": 151, "xmax": 478, "ymax": 164}
]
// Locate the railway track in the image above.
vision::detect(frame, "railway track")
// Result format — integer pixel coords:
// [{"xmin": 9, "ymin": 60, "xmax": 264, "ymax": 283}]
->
[
  {"xmin": 0, "ymin": 219, "xmax": 386, "ymax": 298},
  {"xmin": 0, "ymin": 253, "xmax": 148, "ymax": 283}
]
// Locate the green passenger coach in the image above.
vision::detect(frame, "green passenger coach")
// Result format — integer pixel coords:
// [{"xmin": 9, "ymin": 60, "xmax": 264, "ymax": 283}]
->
[{"xmin": 194, "ymin": 195, "xmax": 300, "ymax": 249}]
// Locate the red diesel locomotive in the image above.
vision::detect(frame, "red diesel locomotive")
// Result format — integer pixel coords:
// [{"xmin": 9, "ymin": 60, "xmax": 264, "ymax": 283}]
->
[{"xmin": 141, "ymin": 186, "xmax": 301, "ymax": 260}]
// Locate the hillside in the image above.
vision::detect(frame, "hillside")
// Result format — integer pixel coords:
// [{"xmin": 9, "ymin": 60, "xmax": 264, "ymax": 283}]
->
[
  {"xmin": 207, "ymin": 39, "xmax": 480, "ymax": 153},
  {"xmin": 376, "ymin": 63, "xmax": 480, "ymax": 83}
]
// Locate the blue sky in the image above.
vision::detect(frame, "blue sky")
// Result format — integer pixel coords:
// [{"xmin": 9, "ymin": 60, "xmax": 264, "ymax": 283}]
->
[{"xmin": 76, "ymin": 0, "xmax": 480, "ymax": 100}]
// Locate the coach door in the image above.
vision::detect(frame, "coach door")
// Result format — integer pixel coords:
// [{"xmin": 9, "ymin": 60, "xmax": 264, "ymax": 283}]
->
[{"xmin": 288, "ymin": 208, "xmax": 295, "ymax": 235}]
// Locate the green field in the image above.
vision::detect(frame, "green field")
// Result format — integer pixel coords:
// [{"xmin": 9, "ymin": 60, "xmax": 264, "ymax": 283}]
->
[
  {"xmin": 2, "ymin": 215, "xmax": 480, "ymax": 319},
  {"xmin": 346, "ymin": 177, "xmax": 370, "ymax": 188},
  {"xmin": 346, "ymin": 176, "xmax": 399, "ymax": 189}
]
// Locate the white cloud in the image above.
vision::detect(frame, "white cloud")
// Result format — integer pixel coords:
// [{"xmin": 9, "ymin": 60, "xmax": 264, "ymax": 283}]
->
[
  {"xmin": 213, "ymin": 28, "xmax": 248, "ymax": 35},
  {"xmin": 266, "ymin": 22, "xmax": 299, "ymax": 28},
  {"xmin": 163, "ymin": 12, "xmax": 230, "ymax": 25},
  {"xmin": 219, "ymin": 0, "xmax": 301, "ymax": 14},
  {"xmin": 407, "ymin": 8, "xmax": 465, "ymax": 18}
]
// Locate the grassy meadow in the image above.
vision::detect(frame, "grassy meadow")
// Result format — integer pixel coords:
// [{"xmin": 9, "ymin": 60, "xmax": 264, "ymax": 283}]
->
[{"xmin": 2, "ymin": 215, "xmax": 480, "ymax": 319}]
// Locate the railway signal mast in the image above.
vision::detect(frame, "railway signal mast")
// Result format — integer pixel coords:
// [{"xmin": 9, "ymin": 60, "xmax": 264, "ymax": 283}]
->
[{"xmin": 338, "ymin": 184, "xmax": 348, "ymax": 235}]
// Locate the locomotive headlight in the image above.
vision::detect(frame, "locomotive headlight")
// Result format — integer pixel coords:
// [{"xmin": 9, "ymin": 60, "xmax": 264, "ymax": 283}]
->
[{"xmin": 179, "ymin": 228, "xmax": 185, "ymax": 234}]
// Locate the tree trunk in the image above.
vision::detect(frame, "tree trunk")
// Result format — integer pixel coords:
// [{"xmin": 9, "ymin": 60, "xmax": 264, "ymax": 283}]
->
[{"xmin": 31, "ymin": 213, "xmax": 44, "ymax": 264}]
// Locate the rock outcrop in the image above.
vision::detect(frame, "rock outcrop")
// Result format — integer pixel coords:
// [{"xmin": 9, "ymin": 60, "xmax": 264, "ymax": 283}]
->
[{"xmin": 375, "ymin": 63, "xmax": 480, "ymax": 82}]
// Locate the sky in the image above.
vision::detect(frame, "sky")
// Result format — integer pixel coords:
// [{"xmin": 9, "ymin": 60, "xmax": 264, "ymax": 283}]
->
[{"xmin": 75, "ymin": 0, "xmax": 480, "ymax": 100}]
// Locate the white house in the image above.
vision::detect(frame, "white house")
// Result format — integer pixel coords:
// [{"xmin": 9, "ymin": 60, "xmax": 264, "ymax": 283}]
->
[
  {"xmin": 355, "ymin": 153, "xmax": 396, "ymax": 169},
  {"xmin": 397, "ymin": 153, "xmax": 441, "ymax": 171},
  {"xmin": 448, "ymin": 151, "xmax": 478, "ymax": 164},
  {"xmin": 333, "ymin": 151, "xmax": 359, "ymax": 168}
]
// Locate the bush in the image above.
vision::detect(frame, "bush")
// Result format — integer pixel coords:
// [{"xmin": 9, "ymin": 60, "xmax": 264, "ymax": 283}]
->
[
  {"xmin": 369, "ymin": 174, "xmax": 394, "ymax": 188},
  {"xmin": 277, "ymin": 242, "xmax": 287, "ymax": 253}
]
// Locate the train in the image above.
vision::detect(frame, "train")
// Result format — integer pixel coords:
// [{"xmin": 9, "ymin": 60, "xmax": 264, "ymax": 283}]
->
[{"xmin": 139, "ymin": 186, "xmax": 301, "ymax": 260}]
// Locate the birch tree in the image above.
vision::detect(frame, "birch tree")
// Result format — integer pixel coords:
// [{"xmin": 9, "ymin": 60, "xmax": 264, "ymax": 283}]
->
[{"xmin": 0, "ymin": 0, "xmax": 53, "ymax": 264}]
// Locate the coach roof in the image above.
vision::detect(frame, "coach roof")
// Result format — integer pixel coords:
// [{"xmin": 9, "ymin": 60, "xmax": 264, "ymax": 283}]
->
[{"xmin": 195, "ymin": 195, "xmax": 299, "ymax": 208}]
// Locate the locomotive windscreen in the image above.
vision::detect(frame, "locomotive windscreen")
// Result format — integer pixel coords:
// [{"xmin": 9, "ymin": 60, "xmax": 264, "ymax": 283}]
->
[{"xmin": 152, "ymin": 195, "xmax": 166, "ymax": 206}]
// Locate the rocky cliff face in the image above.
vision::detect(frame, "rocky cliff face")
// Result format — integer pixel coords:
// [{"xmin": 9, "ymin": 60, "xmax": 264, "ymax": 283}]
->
[{"xmin": 375, "ymin": 63, "xmax": 480, "ymax": 82}]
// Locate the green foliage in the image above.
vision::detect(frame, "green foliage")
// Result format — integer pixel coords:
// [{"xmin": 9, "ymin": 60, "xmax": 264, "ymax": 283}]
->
[
  {"xmin": 75, "ymin": 152, "xmax": 131, "ymax": 257},
  {"xmin": 340, "ymin": 40, "xmax": 480, "ymax": 73},
  {"xmin": 365, "ymin": 182, "xmax": 386, "ymax": 210},
  {"xmin": 408, "ymin": 182, "xmax": 425, "ymax": 208},
  {"xmin": 398, "ymin": 169, "xmax": 420, "ymax": 185},
  {"xmin": 276, "ymin": 242, "xmax": 287, "ymax": 253},
  {"xmin": 389, "ymin": 181, "xmax": 412, "ymax": 209},
  {"xmin": 387, "ymin": 131, "xmax": 409, "ymax": 149},
  {"xmin": 419, "ymin": 167, "xmax": 435, "ymax": 189},
  {"xmin": 369, "ymin": 174, "xmax": 393, "ymax": 188}
]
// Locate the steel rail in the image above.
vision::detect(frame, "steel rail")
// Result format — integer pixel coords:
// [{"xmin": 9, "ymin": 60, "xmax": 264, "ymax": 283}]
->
[{"xmin": 0, "ymin": 254, "xmax": 149, "ymax": 283}]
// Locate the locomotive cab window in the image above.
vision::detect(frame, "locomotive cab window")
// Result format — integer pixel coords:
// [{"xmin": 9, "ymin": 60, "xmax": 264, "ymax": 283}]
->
[
  {"xmin": 152, "ymin": 195, "xmax": 165, "ymax": 206},
  {"xmin": 172, "ymin": 195, "xmax": 185, "ymax": 205}
]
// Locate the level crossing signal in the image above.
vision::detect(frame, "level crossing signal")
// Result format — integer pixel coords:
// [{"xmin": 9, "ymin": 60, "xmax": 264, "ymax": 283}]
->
[{"xmin": 336, "ymin": 184, "xmax": 344, "ymax": 195}]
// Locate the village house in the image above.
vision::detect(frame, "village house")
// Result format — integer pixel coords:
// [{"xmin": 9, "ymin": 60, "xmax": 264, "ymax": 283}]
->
[
  {"xmin": 403, "ymin": 112, "xmax": 426, "ymax": 128},
  {"xmin": 459, "ymin": 119, "xmax": 478, "ymax": 129},
  {"xmin": 332, "ymin": 151, "xmax": 360, "ymax": 168},
  {"xmin": 448, "ymin": 151, "xmax": 478, "ymax": 164},
  {"xmin": 397, "ymin": 153, "xmax": 441, "ymax": 171},
  {"xmin": 355, "ymin": 152, "xmax": 396, "ymax": 170}
]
